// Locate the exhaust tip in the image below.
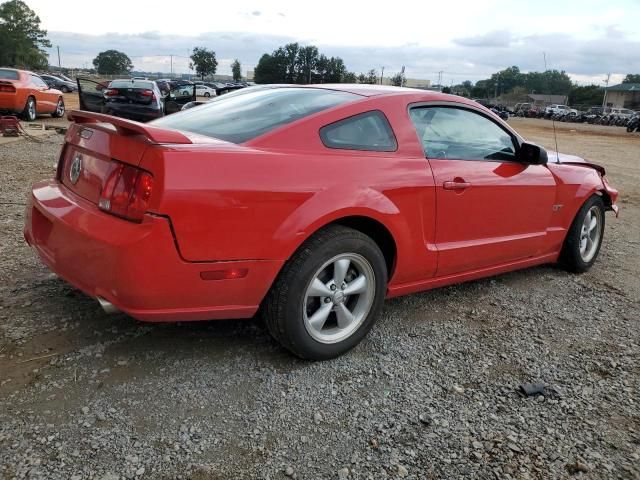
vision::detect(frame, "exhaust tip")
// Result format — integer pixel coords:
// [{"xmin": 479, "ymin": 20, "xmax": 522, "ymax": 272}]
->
[{"xmin": 97, "ymin": 297, "xmax": 120, "ymax": 315}]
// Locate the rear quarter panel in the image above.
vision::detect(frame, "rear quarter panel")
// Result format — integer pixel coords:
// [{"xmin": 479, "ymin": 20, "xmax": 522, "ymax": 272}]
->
[{"xmin": 145, "ymin": 94, "xmax": 439, "ymax": 286}]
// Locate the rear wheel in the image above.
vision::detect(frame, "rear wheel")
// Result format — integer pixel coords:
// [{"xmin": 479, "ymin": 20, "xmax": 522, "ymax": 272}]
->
[
  {"xmin": 559, "ymin": 195, "xmax": 605, "ymax": 273},
  {"xmin": 263, "ymin": 225, "xmax": 387, "ymax": 360},
  {"xmin": 51, "ymin": 98, "xmax": 65, "ymax": 118},
  {"xmin": 22, "ymin": 97, "xmax": 36, "ymax": 121},
  {"xmin": 60, "ymin": 85, "xmax": 70, "ymax": 93},
  {"xmin": 204, "ymin": 92, "xmax": 210, "ymax": 97}
]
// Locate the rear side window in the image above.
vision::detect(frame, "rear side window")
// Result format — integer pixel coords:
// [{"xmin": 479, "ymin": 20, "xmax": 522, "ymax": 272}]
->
[
  {"xmin": 320, "ymin": 111, "xmax": 397, "ymax": 152},
  {"xmin": 0, "ymin": 69, "xmax": 19, "ymax": 80},
  {"xmin": 152, "ymin": 87, "xmax": 360, "ymax": 143}
]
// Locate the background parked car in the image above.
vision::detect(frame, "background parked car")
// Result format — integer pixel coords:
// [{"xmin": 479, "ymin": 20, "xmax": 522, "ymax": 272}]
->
[
  {"xmin": 195, "ymin": 84, "xmax": 217, "ymax": 97},
  {"xmin": 40, "ymin": 74, "xmax": 77, "ymax": 93},
  {"xmin": 0, "ymin": 68, "xmax": 65, "ymax": 121},
  {"xmin": 76, "ymin": 77, "xmax": 195, "ymax": 121}
]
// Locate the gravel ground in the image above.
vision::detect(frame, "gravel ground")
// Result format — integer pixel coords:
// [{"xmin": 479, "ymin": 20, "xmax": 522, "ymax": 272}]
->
[{"xmin": 1, "ymin": 120, "xmax": 639, "ymax": 479}]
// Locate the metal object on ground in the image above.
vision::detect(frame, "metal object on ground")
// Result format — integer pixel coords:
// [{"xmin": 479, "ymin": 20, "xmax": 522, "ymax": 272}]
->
[{"xmin": 0, "ymin": 115, "xmax": 21, "ymax": 137}]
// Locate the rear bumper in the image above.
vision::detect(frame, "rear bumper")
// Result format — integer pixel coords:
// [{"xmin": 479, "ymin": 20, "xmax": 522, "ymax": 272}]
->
[
  {"xmin": 24, "ymin": 180, "xmax": 283, "ymax": 322},
  {"xmin": 103, "ymin": 104, "xmax": 163, "ymax": 122}
]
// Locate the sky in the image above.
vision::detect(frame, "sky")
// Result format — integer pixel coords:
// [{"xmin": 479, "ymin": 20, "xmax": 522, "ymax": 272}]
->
[{"xmin": 22, "ymin": 0, "xmax": 640, "ymax": 85}]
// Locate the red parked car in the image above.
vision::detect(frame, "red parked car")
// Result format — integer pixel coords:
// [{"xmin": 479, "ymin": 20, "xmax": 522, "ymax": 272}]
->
[
  {"xmin": 0, "ymin": 68, "xmax": 65, "ymax": 121},
  {"xmin": 24, "ymin": 85, "xmax": 618, "ymax": 360}
]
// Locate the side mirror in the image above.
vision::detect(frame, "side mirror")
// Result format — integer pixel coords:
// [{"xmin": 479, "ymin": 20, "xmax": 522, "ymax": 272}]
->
[{"xmin": 519, "ymin": 142, "xmax": 548, "ymax": 165}]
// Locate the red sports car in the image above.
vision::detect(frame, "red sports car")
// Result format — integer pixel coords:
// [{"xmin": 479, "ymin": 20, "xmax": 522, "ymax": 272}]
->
[{"xmin": 24, "ymin": 85, "xmax": 618, "ymax": 360}]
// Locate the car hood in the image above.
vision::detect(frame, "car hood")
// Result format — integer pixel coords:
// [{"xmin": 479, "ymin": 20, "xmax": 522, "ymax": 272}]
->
[{"xmin": 547, "ymin": 151, "xmax": 584, "ymax": 164}]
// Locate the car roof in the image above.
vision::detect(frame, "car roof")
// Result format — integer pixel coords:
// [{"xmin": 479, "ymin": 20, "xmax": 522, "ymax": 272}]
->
[{"xmin": 297, "ymin": 83, "xmax": 426, "ymax": 97}]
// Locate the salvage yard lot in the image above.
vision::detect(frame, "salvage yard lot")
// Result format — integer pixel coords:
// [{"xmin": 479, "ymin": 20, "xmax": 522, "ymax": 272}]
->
[{"xmin": 0, "ymin": 118, "xmax": 639, "ymax": 479}]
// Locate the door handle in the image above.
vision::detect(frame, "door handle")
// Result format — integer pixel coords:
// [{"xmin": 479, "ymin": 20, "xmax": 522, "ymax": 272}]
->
[{"xmin": 443, "ymin": 180, "xmax": 471, "ymax": 190}]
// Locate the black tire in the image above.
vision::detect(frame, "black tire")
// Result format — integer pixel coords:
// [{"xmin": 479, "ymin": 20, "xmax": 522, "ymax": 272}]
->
[
  {"xmin": 559, "ymin": 195, "xmax": 606, "ymax": 273},
  {"xmin": 61, "ymin": 85, "xmax": 70, "ymax": 93},
  {"xmin": 263, "ymin": 225, "xmax": 387, "ymax": 360},
  {"xmin": 51, "ymin": 97, "xmax": 65, "ymax": 118},
  {"xmin": 204, "ymin": 92, "xmax": 210, "ymax": 97},
  {"xmin": 21, "ymin": 96, "xmax": 36, "ymax": 121}
]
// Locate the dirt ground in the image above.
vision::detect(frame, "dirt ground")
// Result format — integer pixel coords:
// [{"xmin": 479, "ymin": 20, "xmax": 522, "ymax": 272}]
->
[{"xmin": 0, "ymin": 117, "xmax": 639, "ymax": 479}]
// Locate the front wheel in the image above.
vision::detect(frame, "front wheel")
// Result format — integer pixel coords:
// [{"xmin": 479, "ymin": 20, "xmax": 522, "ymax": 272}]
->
[
  {"xmin": 263, "ymin": 225, "xmax": 387, "ymax": 360},
  {"xmin": 559, "ymin": 195, "xmax": 605, "ymax": 273},
  {"xmin": 204, "ymin": 92, "xmax": 210, "ymax": 97}
]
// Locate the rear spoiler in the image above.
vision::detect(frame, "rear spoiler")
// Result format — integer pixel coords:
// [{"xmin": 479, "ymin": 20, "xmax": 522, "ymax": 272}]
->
[{"xmin": 67, "ymin": 110, "xmax": 192, "ymax": 144}]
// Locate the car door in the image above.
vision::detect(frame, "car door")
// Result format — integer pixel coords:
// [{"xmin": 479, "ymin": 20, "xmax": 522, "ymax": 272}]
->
[
  {"xmin": 409, "ymin": 105, "xmax": 556, "ymax": 277},
  {"xmin": 164, "ymin": 84, "xmax": 196, "ymax": 115},
  {"xmin": 77, "ymin": 78, "xmax": 107, "ymax": 113}
]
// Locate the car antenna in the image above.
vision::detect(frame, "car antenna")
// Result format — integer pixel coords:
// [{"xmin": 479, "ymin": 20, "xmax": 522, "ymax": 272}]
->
[{"xmin": 543, "ymin": 52, "xmax": 560, "ymax": 162}]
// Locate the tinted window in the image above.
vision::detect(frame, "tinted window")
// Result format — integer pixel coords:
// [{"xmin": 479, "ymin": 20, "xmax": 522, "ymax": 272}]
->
[
  {"xmin": 0, "ymin": 69, "xmax": 19, "ymax": 80},
  {"xmin": 320, "ymin": 111, "xmax": 397, "ymax": 152},
  {"xmin": 110, "ymin": 80, "xmax": 155, "ymax": 89},
  {"xmin": 409, "ymin": 107, "xmax": 517, "ymax": 161},
  {"xmin": 152, "ymin": 87, "xmax": 360, "ymax": 143}
]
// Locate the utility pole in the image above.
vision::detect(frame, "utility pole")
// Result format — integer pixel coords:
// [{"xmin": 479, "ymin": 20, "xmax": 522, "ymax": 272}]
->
[
  {"xmin": 437, "ymin": 71, "xmax": 443, "ymax": 90},
  {"xmin": 602, "ymin": 73, "xmax": 611, "ymax": 108},
  {"xmin": 400, "ymin": 65, "xmax": 405, "ymax": 87},
  {"xmin": 380, "ymin": 66, "xmax": 385, "ymax": 85},
  {"xmin": 56, "ymin": 45, "xmax": 61, "ymax": 70},
  {"xmin": 170, "ymin": 55, "xmax": 173, "ymax": 77},
  {"xmin": 494, "ymin": 73, "xmax": 500, "ymax": 100}
]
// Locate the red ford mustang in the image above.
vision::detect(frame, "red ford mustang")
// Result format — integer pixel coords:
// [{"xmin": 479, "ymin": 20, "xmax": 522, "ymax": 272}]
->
[{"xmin": 24, "ymin": 85, "xmax": 618, "ymax": 359}]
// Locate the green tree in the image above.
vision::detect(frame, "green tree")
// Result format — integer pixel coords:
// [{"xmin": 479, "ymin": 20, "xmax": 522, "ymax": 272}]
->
[
  {"xmin": 231, "ymin": 59, "xmax": 242, "ymax": 81},
  {"xmin": 568, "ymin": 85, "xmax": 603, "ymax": 106},
  {"xmin": 358, "ymin": 69, "xmax": 378, "ymax": 84},
  {"xmin": 623, "ymin": 74, "xmax": 640, "ymax": 83},
  {"xmin": 0, "ymin": 0, "xmax": 51, "ymax": 69},
  {"xmin": 342, "ymin": 71, "xmax": 357, "ymax": 83},
  {"xmin": 390, "ymin": 73, "xmax": 403, "ymax": 86},
  {"xmin": 254, "ymin": 43, "xmax": 351, "ymax": 84},
  {"xmin": 189, "ymin": 47, "xmax": 218, "ymax": 79},
  {"xmin": 92, "ymin": 50, "xmax": 133, "ymax": 75}
]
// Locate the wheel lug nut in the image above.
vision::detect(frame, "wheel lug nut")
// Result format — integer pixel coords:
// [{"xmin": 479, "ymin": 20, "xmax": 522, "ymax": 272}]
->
[
  {"xmin": 324, "ymin": 298, "xmax": 331, "ymax": 303},
  {"xmin": 330, "ymin": 284, "xmax": 337, "ymax": 291}
]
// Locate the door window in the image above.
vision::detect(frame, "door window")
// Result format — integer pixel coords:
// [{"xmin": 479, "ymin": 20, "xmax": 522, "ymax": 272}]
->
[
  {"xmin": 30, "ymin": 75, "xmax": 48, "ymax": 88},
  {"xmin": 409, "ymin": 106, "xmax": 517, "ymax": 161}
]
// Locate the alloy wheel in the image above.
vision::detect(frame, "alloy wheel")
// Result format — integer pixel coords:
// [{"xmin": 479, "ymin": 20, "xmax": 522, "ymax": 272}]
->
[
  {"xmin": 303, "ymin": 253, "xmax": 375, "ymax": 344},
  {"xmin": 579, "ymin": 206, "xmax": 602, "ymax": 262}
]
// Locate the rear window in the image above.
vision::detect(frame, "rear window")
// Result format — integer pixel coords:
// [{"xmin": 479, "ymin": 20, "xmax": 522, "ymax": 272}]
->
[
  {"xmin": 0, "ymin": 69, "xmax": 19, "ymax": 80},
  {"xmin": 152, "ymin": 87, "xmax": 361, "ymax": 143},
  {"xmin": 109, "ymin": 80, "xmax": 154, "ymax": 89}
]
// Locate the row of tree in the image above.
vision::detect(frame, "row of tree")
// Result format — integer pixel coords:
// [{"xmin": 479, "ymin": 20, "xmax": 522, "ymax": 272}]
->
[
  {"xmin": 254, "ymin": 43, "xmax": 356, "ymax": 84},
  {"xmin": 91, "ymin": 47, "xmax": 244, "ymax": 81}
]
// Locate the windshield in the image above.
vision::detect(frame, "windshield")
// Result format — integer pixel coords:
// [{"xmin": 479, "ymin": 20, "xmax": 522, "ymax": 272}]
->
[{"xmin": 152, "ymin": 87, "xmax": 361, "ymax": 143}]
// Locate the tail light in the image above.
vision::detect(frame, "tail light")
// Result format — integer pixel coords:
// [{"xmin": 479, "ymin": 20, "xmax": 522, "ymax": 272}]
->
[
  {"xmin": 0, "ymin": 84, "xmax": 16, "ymax": 93},
  {"xmin": 140, "ymin": 89, "xmax": 157, "ymax": 101},
  {"xmin": 98, "ymin": 162, "xmax": 154, "ymax": 222},
  {"xmin": 104, "ymin": 89, "xmax": 119, "ymax": 96}
]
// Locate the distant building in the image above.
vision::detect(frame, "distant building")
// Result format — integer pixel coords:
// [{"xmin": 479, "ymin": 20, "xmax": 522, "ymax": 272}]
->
[
  {"xmin": 605, "ymin": 83, "xmax": 640, "ymax": 109},
  {"xmin": 526, "ymin": 94, "xmax": 568, "ymax": 106}
]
